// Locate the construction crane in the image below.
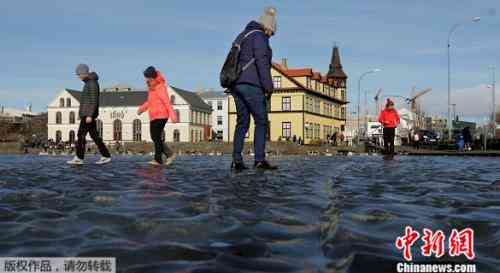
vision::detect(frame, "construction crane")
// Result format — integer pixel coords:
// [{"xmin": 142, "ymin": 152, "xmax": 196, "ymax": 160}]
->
[
  {"xmin": 407, "ymin": 87, "xmax": 432, "ymax": 113},
  {"xmin": 373, "ymin": 88, "xmax": 382, "ymax": 115},
  {"xmin": 406, "ymin": 87, "xmax": 432, "ymax": 129}
]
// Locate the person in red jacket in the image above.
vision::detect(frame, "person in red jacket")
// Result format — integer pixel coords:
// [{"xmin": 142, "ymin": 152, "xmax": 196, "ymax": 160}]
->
[
  {"xmin": 138, "ymin": 66, "xmax": 178, "ymax": 165},
  {"xmin": 378, "ymin": 99, "xmax": 400, "ymax": 155}
]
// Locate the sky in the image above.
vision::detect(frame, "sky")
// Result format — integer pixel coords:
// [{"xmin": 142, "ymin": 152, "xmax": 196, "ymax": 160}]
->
[{"xmin": 0, "ymin": 0, "xmax": 499, "ymax": 122}]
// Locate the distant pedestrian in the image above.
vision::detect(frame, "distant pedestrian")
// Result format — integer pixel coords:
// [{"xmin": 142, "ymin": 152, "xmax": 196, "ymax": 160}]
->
[
  {"xmin": 67, "ymin": 64, "xmax": 111, "ymax": 165},
  {"xmin": 456, "ymin": 134, "xmax": 465, "ymax": 152},
  {"xmin": 292, "ymin": 135, "xmax": 297, "ymax": 144},
  {"xmin": 413, "ymin": 131, "xmax": 420, "ymax": 150},
  {"xmin": 462, "ymin": 127, "xmax": 472, "ymax": 151},
  {"xmin": 332, "ymin": 131, "xmax": 338, "ymax": 146},
  {"xmin": 137, "ymin": 66, "xmax": 178, "ymax": 166},
  {"xmin": 378, "ymin": 99, "xmax": 400, "ymax": 156},
  {"xmin": 225, "ymin": 6, "xmax": 278, "ymax": 171}
]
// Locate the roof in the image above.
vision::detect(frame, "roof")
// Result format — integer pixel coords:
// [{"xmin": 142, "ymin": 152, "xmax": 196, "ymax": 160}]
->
[
  {"xmin": 198, "ymin": 91, "xmax": 227, "ymax": 99},
  {"xmin": 171, "ymin": 86, "xmax": 212, "ymax": 111},
  {"xmin": 65, "ymin": 86, "xmax": 211, "ymax": 111},
  {"xmin": 327, "ymin": 46, "xmax": 348, "ymax": 79},
  {"xmin": 272, "ymin": 63, "xmax": 348, "ymax": 105}
]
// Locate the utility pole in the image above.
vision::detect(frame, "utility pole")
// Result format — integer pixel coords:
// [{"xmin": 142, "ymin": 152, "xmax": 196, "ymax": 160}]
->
[{"xmin": 490, "ymin": 65, "xmax": 496, "ymax": 140}]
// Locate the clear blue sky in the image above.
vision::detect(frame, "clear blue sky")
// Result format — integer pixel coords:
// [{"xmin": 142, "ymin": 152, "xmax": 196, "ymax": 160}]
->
[{"xmin": 0, "ymin": 0, "xmax": 498, "ymax": 120}]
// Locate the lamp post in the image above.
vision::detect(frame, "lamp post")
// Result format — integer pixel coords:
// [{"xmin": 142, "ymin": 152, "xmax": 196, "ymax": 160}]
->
[
  {"xmin": 490, "ymin": 66, "xmax": 496, "ymax": 140},
  {"xmin": 447, "ymin": 16, "xmax": 481, "ymax": 140},
  {"xmin": 357, "ymin": 69, "xmax": 381, "ymax": 143}
]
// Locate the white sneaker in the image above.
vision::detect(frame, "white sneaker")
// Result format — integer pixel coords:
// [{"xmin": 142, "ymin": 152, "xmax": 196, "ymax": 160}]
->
[
  {"xmin": 67, "ymin": 156, "xmax": 84, "ymax": 165},
  {"xmin": 95, "ymin": 157, "xmax": 111, "ymax": 165},
  {"xmin": 165, "ymin": 154, "xmax": 177, "ymax": 166}
]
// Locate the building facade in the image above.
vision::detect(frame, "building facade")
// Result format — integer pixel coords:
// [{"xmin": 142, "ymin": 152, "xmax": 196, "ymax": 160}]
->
[
  {"xmin": 47, "ymin": 85, "xmax": 212, "ymax": 143},
  {"xmin": 228, "ymin": 46, "xmax": 348, "ymax": 144},
  {"xmin": 199, "ymin": 91, "xmax": 229, "ymax": 141}
]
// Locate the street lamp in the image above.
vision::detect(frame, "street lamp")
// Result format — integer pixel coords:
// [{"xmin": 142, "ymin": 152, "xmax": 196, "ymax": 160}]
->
[
  {"xmin": 489, "ymin": 66, "xmax": 496, "ymax": 140},
  {"xmin": 357, "ymin": 68, "xmax": 381, "ymax": 143},
  {"xmin": 447, "ymin": 16, "xmax": 481, "ymax": 140}
]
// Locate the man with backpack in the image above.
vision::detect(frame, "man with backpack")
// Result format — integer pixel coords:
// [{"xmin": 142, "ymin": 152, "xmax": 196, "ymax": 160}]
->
[{"xmin": 220, "ymin": 7, "xmax": 278, "ymax": 171}]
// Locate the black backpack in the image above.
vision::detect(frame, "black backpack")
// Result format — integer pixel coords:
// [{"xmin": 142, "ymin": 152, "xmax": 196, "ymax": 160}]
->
[{"xmin": 220, "ymin": 29, "xmax": 263, "ymax": 91}]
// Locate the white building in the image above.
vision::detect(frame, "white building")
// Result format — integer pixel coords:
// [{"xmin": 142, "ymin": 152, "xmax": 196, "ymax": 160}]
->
[
  {"xmin": 199, "ymin": 91, "xmax": 229, "ymax": 141},
  {"xmin": 0, "ymin": 105, "xmax": 36, "ymax": 123},
  {"xmin": 47, "ymin": 85, "xmax": 212, "ymax": 143}
]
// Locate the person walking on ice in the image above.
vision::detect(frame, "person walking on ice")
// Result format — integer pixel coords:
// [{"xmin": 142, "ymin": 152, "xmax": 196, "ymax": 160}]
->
[
  {"xmin": 378, "ymin": 98, "xmax": 400, "ymax": 157},
  {"xmin": 221, "ymin": 6, "xmax": 279, "ymax": 171},
  {"xmin": 137, "ymin": 66, "xmax": 178, "ymax": 166},
  {"xmin": 67, "ymin": 64, "xmax": 111, "ymax": 165}
]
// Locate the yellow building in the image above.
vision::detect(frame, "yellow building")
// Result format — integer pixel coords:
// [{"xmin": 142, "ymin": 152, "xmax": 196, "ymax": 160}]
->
[{"xmin": 228, "ymin": 46, "xmax": 348, "ymax": 144}]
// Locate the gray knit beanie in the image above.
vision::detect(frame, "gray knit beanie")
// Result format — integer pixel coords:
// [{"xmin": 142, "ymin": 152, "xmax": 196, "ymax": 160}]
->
[
  {"xmin": 75, "ymin": 64, "xmax": 90, "ymax": 75},
  {"xmin": 258, "ymin": 6, "xmax": 277, "ymax": 33}
]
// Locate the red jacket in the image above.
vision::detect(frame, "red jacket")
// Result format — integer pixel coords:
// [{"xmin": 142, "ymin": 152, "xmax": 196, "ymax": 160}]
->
[
  {"xmin": 139, "ymin": 71, "xmax": 177, "ymax": 122},
  {"xmin": 378, "ymin": 108, "xmax": 400, "ymax": 128}
]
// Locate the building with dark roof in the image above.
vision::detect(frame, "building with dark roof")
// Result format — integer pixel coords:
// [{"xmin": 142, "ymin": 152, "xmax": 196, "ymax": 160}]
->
[{"xmin": 48, "ymin": 86, "xmax": 212, "ymax": 143}]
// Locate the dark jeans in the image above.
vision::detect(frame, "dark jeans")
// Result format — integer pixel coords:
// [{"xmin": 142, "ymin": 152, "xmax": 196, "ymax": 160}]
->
[
  {"xmin": 150, "ymin": 119, "xmax": 173, "ymax": 164},
  {"xmin": 383, "ymin": 127, "xmax": 396, "ymax": 155},
  {"xmin": 232, "ymin": 84, "xmax": 268, "ymax": 162},
  {"xmin": 76, "ymin": 119, "xmax": 111, "ymax": 159}
]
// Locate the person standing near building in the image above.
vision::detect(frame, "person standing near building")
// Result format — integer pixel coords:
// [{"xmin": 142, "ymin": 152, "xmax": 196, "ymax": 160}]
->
[
  {"xmin": 462, "ymin": 126, "xmax": 472, "ymax": 151},
  {"xmin": 413, "ymin": 131, "xmax": 420, "ymax": 150},
  {"xmin": 229, "ymin": 7, "xmax": 279, "ymax": 171},
  {"xmin": 137, "ymin": 66, "xmax": 178, "ymax": 166},
  {"xmin": 378, "ymin": 99, "xmax": 400, "ymax": 156},
  {"xmin": 67, "ymin": 64, "xmax": 111, "ymax": 165}
]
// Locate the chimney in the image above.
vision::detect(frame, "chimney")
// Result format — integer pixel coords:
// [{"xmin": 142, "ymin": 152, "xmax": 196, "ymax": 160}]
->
[{"xmin": 281, "ymin": 58, "xmax": 288, "ymax": 69}]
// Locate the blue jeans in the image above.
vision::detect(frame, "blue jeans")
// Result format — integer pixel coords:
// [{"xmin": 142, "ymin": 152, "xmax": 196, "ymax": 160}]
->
[{"xmin": 232, "ymin": 84, "xmax": 268, "ymax": 162}]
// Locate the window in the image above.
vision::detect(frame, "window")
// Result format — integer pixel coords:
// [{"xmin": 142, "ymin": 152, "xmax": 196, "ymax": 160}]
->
[
  {"xmin": 96, "ymin": 119, "xmax": 103, "ymax": 139},
  {"xmin": 69, "ymin": 111, "xmax": 75, "ymax": 124},
  {"xmin": 314, "ymin": 99, "xmax": 320, "ymax": 113},
  {"xmin": 282, "ymin": 97, "xmax": 291, "ymax": 111},
  {"xmin": 306, "ymin": 77, "xmax": 311, "ymax": 89},
  {"xmin": 175, "ymin": 110, "xmax": 180, "ymax": 122},
  {"xmin": 282, "ymin": 122, "xmax": 291, "ymax": 138},
  {"xmin": 69, "ymin": 130, "xmax": 75, "ymax": 143},
  {"xmin": 305, "ymin": 123, "xmax": 312, "ymax": 139},
  {"xmin": 133, "ymin": 119, "xmax": 142, "ymax": 141},
  {"xmin": 56, "ymin": 112, "xmax": 62, "ymax": 124},
  {"xmin": 173, "ymin": 129, "xmax": 180, "ymax": 142},
  {"xmin": 273, "ymin": 76, "xmax": 282, "ymax": 88},
  {"xmin": 66, "ymin": 98, "xmax": 71, "ymax": 108},
  {"xmin": 217, "ymin": 116, "xmax": 223, "ymax": 125},
  {"xmin": 217, "ymin": 101, "xmax": 223, "ymax": 110},
  {"xmin": 113, "ymin": 119, "xmax": 122, "ymax": 141},
  {"xmin": 170, "ymin": 95, "xmax": 176, "ymax": 105},
  {"xmin": 59, "ymin": 98, "xmax": 65, "ymax": 108},
  {"xmin": 315, "ymin": 81, "xmax": 319, "ymax": 91},
  {"xmin": 341, "ymin": 90, "xmax": 346, "ymax": 101},
  {"xmin": 56, "ymin": 131, "xmax": 62, "ymax": 143},
  {"xmin": 341, "ymin": 107, "xmax": 346, "ymax": 119}
]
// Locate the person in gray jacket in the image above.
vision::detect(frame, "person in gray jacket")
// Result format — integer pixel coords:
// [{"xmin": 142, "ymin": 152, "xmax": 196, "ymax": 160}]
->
[{"xmin": 67, "ymin": 64, "xmax": 111, "ymax": 165}]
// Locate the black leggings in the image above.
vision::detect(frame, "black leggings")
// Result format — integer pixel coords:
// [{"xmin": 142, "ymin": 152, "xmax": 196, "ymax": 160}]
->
[
  {"xmin": 383, "ymin": 128, "xmax": 395, "ymax": 155},
  {"xmin": 76, "ymin": 119, "xmax": 111, "ymax": 159},
  {"xmin": 150, "ymin": 119, "xmax": 173, "ymax": 164}
]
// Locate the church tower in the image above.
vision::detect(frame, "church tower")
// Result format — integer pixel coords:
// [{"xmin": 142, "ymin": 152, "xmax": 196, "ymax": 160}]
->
[{"xmin": 327, "ymin": 46, "xmax": 347, "ymax": 88}]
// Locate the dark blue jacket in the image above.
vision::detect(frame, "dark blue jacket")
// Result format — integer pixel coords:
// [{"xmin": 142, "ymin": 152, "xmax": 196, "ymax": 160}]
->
[{"xmin": 235, "ymin": 21, "xmax": 274, "ymax": 94}]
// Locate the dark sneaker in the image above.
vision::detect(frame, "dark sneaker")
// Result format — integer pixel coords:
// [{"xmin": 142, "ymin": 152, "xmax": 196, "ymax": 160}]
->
[
  {"xmin": 231, "ymin": 161, "xmax": 248, "ymax": 171},
  {"xmin": 254, "ymin": 161, "xmax": 278, "ymax": 170}
]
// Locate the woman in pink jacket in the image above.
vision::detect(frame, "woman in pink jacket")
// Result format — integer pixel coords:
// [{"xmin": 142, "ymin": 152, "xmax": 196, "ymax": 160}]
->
[{"xmin": 138, "ymin": 66, "xmax": 178, "ymax": 165}]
